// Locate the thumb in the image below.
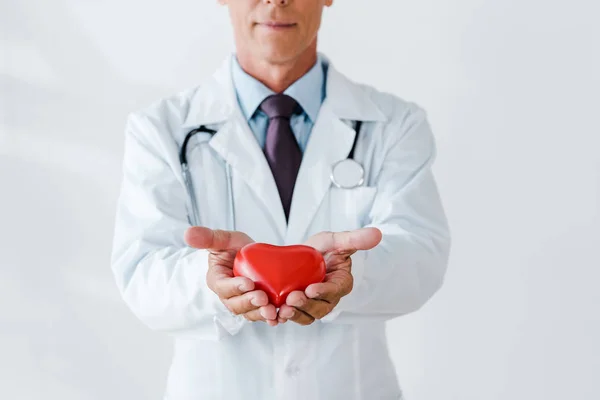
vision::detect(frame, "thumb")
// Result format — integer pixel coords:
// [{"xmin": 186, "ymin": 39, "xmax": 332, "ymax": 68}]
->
[
  {"xmin": 305, "ymin": 227, "xmax": 382, "ymax": 254},
  {"xmin": 184, "ymin": 226, "xmax": 254, "ymax": 251}
]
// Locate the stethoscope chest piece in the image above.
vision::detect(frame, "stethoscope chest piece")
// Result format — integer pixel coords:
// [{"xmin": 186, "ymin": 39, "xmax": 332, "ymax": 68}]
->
[{"xmin": 330, "ymin": 158, "xmax": 364, "ymax": 189}]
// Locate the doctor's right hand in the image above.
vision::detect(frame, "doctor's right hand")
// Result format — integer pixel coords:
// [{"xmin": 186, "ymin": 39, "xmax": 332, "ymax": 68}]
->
[{"xmin": 184, "ymin": 226, "xmax": 279, "ymax": 326}]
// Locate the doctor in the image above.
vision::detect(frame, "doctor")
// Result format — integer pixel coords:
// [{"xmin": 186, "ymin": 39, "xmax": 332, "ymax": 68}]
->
[{"xmin": 111, "ymin": 0, "xmax": 451, "ymax": 399}]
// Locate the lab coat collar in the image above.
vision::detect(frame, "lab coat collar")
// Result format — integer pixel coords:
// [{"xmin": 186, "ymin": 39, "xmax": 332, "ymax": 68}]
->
[
  {"xmin": 182, "ymin": 52, "xmax": 388, "ymax": 128},
  {"xmin": 319, "ymin": 53, "xmax": 388, "ymax": 123},
  {"xmin": 182, "ymin": 56, "xmax": 236, "ymax": 128}
]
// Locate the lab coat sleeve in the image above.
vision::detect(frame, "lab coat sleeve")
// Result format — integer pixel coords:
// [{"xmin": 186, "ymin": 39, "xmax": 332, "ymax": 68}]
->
[
  {"xmin": 110, "ymin": 112, "xmax": 246, "ymax": 339},
  {"xmin": 321, "ymin": 103, "xmax": 451, "ymax": 324}
]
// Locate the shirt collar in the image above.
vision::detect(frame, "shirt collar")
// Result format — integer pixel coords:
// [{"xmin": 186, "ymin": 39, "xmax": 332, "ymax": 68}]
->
[{"xmin": 230, "ymin": 54, "xmax": 325, "ymax": 123}]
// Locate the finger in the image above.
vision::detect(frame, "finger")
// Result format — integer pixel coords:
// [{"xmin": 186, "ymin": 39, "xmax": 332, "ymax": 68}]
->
[
  {"xmin": 286, "ymin": 292, "xmax": 326, "ymax": 322},
  {"xmin": 305, "ymin": 282, "xmax": 339, "ymax": 302},
  {"xmin": 291, "ymin": 297, "xmax": 332, "ymax": 320},
  {"xmin": 223, "ymin": 290, "xmax": 268, "ymax": 315},
  {"xmin": 243, "ymin": 305, "xmax": 278, "ymax": 323},
  {"xmin": 278, "ymin": 304, "xmax": 296, "ymax": 320},
  {"xmin": 304, "ymin": 227, "xmax": 382, "ymax": 254},
  {"xmin": 242, "ymin": 308, "xmax": 263, "ymax": 322},
  {"xmin": 305, "ymin": 269, "xmax": 353, "ymax": 302},
  {"xmin": 209, "ymin": 274, "xmax": 255, "ymax": 299},
  {"xmin": 259, "ymin": 304, "xmax": 278, "ymax": 320},
  {"xmin": 206, "ymin": 263, "xmax": 235, "ymax": 282},
  {"xmin": 286, "ymin": 290, "xmax": 310, "ymax": 308},
  {"xmin": 323, "ymin": 252, "xmax": 354, "ymax": 269},
  {"xmin": 184, "ymin": 226, "xmax": 254, "ymax": 251},
  {"xmin": 287, "ymin": 308, "xmax": 315, "ymax": 326},
  {"xmin": 322, "ymin": 252, "xmax": 353, "ymax": 275}
]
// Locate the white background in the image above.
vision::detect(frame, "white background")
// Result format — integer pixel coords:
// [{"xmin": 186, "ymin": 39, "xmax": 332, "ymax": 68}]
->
[{"xmin": 1, "ymin": 0, "xmax": 599, "ymax": 399}]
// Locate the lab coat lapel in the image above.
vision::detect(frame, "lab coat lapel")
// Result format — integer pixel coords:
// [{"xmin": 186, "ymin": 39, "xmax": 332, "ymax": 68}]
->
[
  {"xmin": 286, "ymin": 103, "xmax": 356, "ymax": 244},
  {"xmin": 284, "ymin": 56, "xmax": 388, "ymax": 244},
  {"xmin": 182, "ymin": 55, "xmax": 287, "ymax": 241},
  {"xmin": 209, "ymin": 115, "xmax": 287, "ymax": 241}
]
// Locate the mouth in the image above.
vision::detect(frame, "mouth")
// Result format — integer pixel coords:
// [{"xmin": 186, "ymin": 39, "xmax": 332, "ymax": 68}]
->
[{"xmin": 256, "ymin": 21, "xmax": 297, "ymax": 31}]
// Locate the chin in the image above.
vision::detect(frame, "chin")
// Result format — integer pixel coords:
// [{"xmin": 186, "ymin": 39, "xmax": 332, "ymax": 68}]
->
[{"xmin": 259, "ymin": 46, "xmax": 303, "ymax": 65}]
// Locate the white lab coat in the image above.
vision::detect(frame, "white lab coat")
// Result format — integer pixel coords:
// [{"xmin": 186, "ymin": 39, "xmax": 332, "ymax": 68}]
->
[{"xmin": 111, "ymin": 53, "xmax": 451, "ymax": 400}]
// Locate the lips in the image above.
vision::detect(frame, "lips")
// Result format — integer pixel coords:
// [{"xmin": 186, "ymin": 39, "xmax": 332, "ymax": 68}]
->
[
  {"xmin": 263, "ymin": 22, "xmax": 295, "ymax": 27},
  {"xmin": 257, "ymin": 21, "xmax": 297, "ymax": 29}
]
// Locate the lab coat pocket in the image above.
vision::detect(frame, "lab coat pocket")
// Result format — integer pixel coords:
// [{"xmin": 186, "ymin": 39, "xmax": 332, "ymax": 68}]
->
[{"xmin": 328, "ymin": 186, "xmax": 377, "ymax": 232}]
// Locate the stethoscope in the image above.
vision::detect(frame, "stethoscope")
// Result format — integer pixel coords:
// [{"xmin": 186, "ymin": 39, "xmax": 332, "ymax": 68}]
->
[{"xmin": 179, "ymin": 120, "xmax": 364, "ymax": 229}]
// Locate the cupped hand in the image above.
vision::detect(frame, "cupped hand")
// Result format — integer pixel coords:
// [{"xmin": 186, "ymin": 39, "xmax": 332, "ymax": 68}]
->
[
  {"xmin": 278, "ymin": 227, "xmax": 382, "ymax": 325},
  {"xmin": 184, "ymin": 226, "xmax": 279, "ymax": 326}
]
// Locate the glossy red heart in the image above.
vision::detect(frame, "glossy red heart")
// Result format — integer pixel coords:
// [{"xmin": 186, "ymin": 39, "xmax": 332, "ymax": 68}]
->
[{"xmin": 233, "ymin": 243, "xmax": 326, "ymax": 308}]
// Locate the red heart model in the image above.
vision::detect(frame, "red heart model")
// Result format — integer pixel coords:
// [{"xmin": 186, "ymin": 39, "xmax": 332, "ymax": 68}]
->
[{"xmin": 233, "ymin": 243, "xmax": 326, "ymax": 308}]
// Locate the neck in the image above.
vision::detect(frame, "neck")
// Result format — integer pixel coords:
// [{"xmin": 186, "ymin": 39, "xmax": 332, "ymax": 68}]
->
[{"xmin": 235, "ymin": 41, "xmax": 318, "ymax": 93}]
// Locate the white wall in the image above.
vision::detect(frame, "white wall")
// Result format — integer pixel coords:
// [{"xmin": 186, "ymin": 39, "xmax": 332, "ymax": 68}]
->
[{"xmin": 1, "ymin": 0, "xmax": 598, "ymax": 399}]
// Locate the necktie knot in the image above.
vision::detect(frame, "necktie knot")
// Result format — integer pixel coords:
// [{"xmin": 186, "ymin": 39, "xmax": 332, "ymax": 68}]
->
[{"xmin": 260, "ymin": 94, "xmax": 299, "ymax": 119}]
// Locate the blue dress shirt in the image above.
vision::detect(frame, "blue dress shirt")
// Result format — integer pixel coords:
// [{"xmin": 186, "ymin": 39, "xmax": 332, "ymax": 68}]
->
[{"xmin": 230, "ymin": 54, "xmax": 326, "ymax": 153}]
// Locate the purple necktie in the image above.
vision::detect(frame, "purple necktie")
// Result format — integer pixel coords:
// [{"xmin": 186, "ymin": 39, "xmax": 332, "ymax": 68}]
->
[{"xmin": 260, "ymin": 94, "xmax": 302, "ymax": 222}]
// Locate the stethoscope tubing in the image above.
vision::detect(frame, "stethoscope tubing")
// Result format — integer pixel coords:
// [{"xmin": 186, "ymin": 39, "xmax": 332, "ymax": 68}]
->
[{"xmin": 180, "ymin": 121, "xmax": 363, "ymax": 228}]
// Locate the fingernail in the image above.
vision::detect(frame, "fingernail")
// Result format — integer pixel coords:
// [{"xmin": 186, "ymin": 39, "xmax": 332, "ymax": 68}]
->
[
  {"xmin": 238, "ymin": 284, "xmax": 250, "ymax": 292},
  {"xmin": 260, "ymin": 308, "xmax": 268, "ymax": 319},
  {"xmin": 250, "ymin": 297, "xmax": 261, "ymax": 307}
]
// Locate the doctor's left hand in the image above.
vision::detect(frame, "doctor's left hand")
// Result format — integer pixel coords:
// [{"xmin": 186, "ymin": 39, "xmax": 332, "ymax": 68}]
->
[
  {"xmin": 184, "ymin": 226, "xmax": 280, "ymax": 327},
  {"xmin": 278, "ymin": 227, "xmax": 383, "ymax": 325}
]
